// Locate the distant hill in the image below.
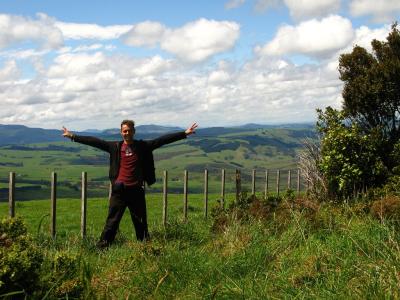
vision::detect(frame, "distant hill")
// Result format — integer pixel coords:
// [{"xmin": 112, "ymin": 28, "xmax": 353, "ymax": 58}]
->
[
  {"xmin": 0, "ymin": 124, "xmax": 184, "ymax": 145},
  {"xmin": 0, "ymin": 123, "xmax": 315, "ymax": 146},
  {"xmin": 0, "ymin": 125, "xmax": 65, "ymax": 145}
]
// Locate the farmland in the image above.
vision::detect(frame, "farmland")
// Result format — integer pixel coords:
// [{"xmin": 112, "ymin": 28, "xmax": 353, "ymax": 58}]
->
[{"xmin": 0, "ymin": 125, "xmax": 315, "ymax": 201}]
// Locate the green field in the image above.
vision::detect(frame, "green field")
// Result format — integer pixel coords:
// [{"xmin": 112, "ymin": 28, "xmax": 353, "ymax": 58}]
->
[
  {"xmin": 1, "ymin": 193, "xmax": 400, "ymax": 299},
  {"xmin": 0, "ymin": 127, "xmax": 312, "ymax": 201},
  {"xmin": 0, "ymin": 193, "xmax": 230, "ymax": 238}
]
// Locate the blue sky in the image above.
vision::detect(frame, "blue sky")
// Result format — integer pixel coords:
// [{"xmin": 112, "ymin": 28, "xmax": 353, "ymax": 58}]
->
[{"xmin": 0, "ymin": 0, "xmax": 399, "ymax": 130}]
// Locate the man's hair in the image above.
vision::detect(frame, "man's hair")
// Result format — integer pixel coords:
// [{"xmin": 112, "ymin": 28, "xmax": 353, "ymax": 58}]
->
[{"xmin": 121, "ymin": 119, "xmax": 135, "ymax": 132}]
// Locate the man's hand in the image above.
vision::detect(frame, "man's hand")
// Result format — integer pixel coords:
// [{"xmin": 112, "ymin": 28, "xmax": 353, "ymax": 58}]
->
[
  {"xmin": 185, "ymin": 123, "xmax": 198, "ymax": 136},
  {"xmin": 62, "ymin": 126, "xmax": 74, "ymax": 139}
]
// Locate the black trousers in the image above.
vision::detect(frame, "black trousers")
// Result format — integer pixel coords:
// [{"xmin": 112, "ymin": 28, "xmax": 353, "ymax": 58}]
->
[{"xmin": 99, "ymin": 185, "xmax": 149, "ymax": 243}]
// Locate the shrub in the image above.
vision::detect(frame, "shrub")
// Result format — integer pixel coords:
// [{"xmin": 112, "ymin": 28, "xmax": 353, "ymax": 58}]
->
[
  {"xmin": 50, "ymin": 251, "xmax": 88, "ymax": 298},
  {"xmin": 0, "ymin": 217, "xmax": 43, "ymax": 298},
  {"xmin": 370, "ymin": 196, "xmax": 400, "ymax": 222}
]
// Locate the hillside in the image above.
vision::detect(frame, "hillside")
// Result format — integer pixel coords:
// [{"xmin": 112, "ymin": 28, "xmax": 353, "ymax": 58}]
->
[
  {"xmin": 0, "ymin": 123, "xmax": 316, "ymax": 200},
  {"xmin": 0, "ymin": 123, "xmax": 314, "ymax": 145}
]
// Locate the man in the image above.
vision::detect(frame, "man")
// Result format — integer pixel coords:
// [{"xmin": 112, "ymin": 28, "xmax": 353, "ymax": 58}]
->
[{"xmin": 62, "ymin": 120, "xmax": 198, "ymax": 248}]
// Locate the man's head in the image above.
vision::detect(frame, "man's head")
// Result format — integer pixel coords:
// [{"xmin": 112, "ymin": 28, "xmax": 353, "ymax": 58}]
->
[{"xmin": 120, "ymin": 119, "xmax": 135, "ymax": 144}]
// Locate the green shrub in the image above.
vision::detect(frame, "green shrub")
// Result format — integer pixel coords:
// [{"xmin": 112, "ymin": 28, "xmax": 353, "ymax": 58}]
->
[
  {"xmin": 50, "ymin": 251, "xmax": 89, "ymax": 298},
  {"xmin": 0, "ymin": 217, "xmax": 43, "ymax": 298}
]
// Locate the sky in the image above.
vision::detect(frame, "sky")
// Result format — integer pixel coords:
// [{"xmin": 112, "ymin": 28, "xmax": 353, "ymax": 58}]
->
[{"xmin": 0, "ymin": 0, "xmax": 399, "ymax": 130}]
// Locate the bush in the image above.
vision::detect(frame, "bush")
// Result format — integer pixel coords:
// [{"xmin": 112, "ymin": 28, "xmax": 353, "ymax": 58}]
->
[
  {"xmin": 370, "ymin": 196, "xmax": 400, "ymax": 222},
  {"xmin": 0, "ymin": 217, "xmax": 43, "ymax": 298},
  {"xmin": 49, "ymin": 251, "xmax": 89, "ymax": 298}
]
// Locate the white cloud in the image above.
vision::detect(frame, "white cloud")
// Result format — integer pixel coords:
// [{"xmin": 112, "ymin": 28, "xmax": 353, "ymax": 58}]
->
[
  {"xmin": 0, "ymin": 48, "xmax": 50, "ymax": 60},
  {"xmin": 325, "ymin": 24, "xmax": 391, "ymax": 70},
  {"xmin": 55, "ymin": 21, "xmax": 132, "ymax": 40},
  {"xmin": 257, "ymin": 15, "xmax": 354, "ymax": 58},
  {"xmin": 228, "ymin": 0, "xmax": 340, "ymax": 19},
  {"xmin": 160, "ymin": 18, "xmax": 240, "ymax": 63},
  {"xmin": 0, "ymin": 13, "xmax": 63, "ymax": 49},
  {"xmin": 122, "ymin": 18, "xmax": 240, "ymax": 63},
  {"xmin": 1, "ymin": 13, "xmax": 378, "ymax": 130},
  {"xmin": 350, "ymin": 0, "xmax": 400, "ymax": 23},
  {"xmin": 0, "ymin": 49, "xmax": 344, "ymax": 129},
  {"xmin": 0, "ymin": 60, "xmax": 20, "ymax": 81},
  {"xmin": 123, "ymin": 21, "xmax": 166, "ymax": 47},
  {"xmin": 348, "ymin": 25, "xmax": 390, "ymax": 52},
  {"xmin": 47, "ymin": 52, "xmax": 107, "ymax": 77},
  {"xmin": 284, "ymin": 0, "xmax": 341, "ymax": 20}
]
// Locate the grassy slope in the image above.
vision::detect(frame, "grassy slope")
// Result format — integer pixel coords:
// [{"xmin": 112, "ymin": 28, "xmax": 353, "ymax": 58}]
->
[
  {"xmin": 1, "ymin": 195, "xmax": 399, "ymax": 299},
  {"xmin": 0, "ymin": 127, "xmax": 310, "ymax": 200}
]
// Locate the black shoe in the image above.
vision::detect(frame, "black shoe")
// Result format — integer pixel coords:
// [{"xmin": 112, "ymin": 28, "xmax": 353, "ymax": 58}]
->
[{"xmin": 96, "ymin": 240, "xmax": 110, "ymax": 250}]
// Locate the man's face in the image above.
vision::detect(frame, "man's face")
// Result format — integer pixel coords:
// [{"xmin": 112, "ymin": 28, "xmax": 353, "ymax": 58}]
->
[{"xmin": 121, "ymin": 124, "xmax": 134, "ymax": 143}]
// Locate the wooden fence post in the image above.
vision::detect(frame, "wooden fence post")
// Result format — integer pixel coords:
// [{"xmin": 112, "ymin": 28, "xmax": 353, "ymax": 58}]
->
[
  {"xmin": 235, "ymin": 169, "xmax": 241, "ymax": 203},
  {"xmin": 297, "ymin": 169, "xmax": 300, "ymax": 196},
  {"xmin": 276, "ymin": 169, "xmax": 280, "ymax": 196},
  {"xmin": 183, "ymin": 170, "xmax": 188, "ymax": 222},
  {"xmin": 204, "ymin": 169, "xmax": 208, "ymax": 218},
  {"xmin": 163, "ymin": 170, "xmax": 168, "ymax": 227},
  {"xmin": 81, "ymin": 172, "xmax": 87, "ymax": 239},
  {"xmin": 252, "ymin": 169, "xmax": 256, "ymax": 196},
  {"xmin": 221, "ymin": 169, "xmax": 225, "ymax": 209},
  {"xmin": 108, "ymin": 182, "xmax": 112, "ymax": 201},
  {"xmin": 288, "ymin": 170, "xmax": 291, "ymax": 190},
  {"xmin": 8, "ymin": 172, "xmax": 15, "ymax": 218},
  {"xmin": 264, "ymin": 170, "xmax": 269, "ymax": 200},
  {"xmin": 50, "ymin": 172, "xmax": 57, "ymax": 238}
]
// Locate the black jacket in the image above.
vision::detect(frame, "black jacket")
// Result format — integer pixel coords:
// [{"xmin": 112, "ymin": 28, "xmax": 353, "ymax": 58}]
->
[{"xmin": 72, "ymin": 131, "xmax": 187, "ymax": 186}]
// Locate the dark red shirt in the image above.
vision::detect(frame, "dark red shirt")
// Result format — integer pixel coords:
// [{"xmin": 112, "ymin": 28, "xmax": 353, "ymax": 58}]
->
[{"xmin": 116, "ymin": 143, "xmax": 143, "ymax": 187}]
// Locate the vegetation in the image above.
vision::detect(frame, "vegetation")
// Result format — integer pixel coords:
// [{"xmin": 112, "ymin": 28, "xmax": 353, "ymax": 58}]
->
[
  {"xmin": 313, "ymin": 23, "xmax": 400, "ymax": 200},
  {"xmin": 1, "ymin": 192, "xmax": 400, "ymax": 299}
]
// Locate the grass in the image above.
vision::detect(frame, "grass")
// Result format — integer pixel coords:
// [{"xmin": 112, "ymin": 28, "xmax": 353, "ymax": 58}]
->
[{"xmin": 1, "ymin": 193, "xmax": 400, "ymax": 299}]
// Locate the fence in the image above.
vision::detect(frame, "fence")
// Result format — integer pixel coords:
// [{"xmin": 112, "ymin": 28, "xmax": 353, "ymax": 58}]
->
[{"xmin": 6, "ymin": 168, "xmax": 307, "ymax": 238}]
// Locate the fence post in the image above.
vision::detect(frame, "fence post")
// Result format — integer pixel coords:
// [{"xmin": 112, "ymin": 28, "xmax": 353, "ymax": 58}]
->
[
  {"xmin": 276, "ymin": 169, "xmax": 280, "ymax": 196},
  {"xmin": 264, "ymin": 170, "xmax": 269, "ymax": 200},
  {"xmin": 108, "ymin": 181, "xmax": 112, "ymax": 201},
  {"xmin": 252, "ymin": 169, "xmax": 256, "ymax": 196},
  {"xmin": 81, "ymin": 172, "xmax": 87, "ymax": 239},
  {"xmin": 235, "ymin": 169, "xmax": 241, "ymax": 203},
  {"xmin": 163, "ymin": 170, "xmax": 168, "ymax": 227},
  {"xmin": 183, "ymin": 170, "xmax": 188, "ymax": 222},
  {"xmin": 50, "ymin": 172, "xmax": 57, "ymax": 238},
  {"xmin": 204, "ymin": 169, "xmax": 208, "ymax": 218},
  {"xmin": 288, "ymin": 170, "xmax": 291, "ymax": 190},
  {"xmin": 297, "ymin": 169, "xmax": 300, "ymax": 196},
  {"xmin": 221, "ymin": 169, "xmax": 225, "ymax": 209},
  {"xmin": 8, "ymin": 172, "xmax": 15, "ymax": 217}
]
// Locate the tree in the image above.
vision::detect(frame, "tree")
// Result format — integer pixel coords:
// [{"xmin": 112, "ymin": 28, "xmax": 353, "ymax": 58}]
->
[
  {"xmin": 314, "ymin": 23, "xmax": 400, "ymax": 199},
  {"xmin": 338, "ymin": 23, "xmax": 400, "ymax": 170},
  {"xmin": 316, "ymin": 107, "xmax": 386, "ymax": 198}
]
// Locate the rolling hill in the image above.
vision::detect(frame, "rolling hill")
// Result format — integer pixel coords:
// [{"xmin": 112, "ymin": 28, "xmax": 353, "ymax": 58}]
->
[{"xmin": 0, "ymin": 123, "xmax": 316, "ymax": 200}]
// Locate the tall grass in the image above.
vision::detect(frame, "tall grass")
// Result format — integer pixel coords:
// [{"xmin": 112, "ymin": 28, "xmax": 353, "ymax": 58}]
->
[{"xmin": 1, "ymin": 194, "xmax": 400, "ymax": 299}]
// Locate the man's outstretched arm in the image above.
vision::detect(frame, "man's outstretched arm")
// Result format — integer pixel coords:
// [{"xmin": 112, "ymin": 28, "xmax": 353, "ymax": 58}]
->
[
  {"xmin": 62, "ymin": 126, "xmax": 111, "ymax": 152},
  {"xmin": 147, "ymin": 122, "xmax": 198, "ymax": 150}
]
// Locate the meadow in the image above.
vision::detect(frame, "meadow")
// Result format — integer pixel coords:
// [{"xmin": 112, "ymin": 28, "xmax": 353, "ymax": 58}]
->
[
  {"xmin": 1, "ymin": 192, "xmax": 400, "ymax": 299},
  {"xmin": 2, "ymin": 125, "xmax": 399, "ymax": 299}
]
